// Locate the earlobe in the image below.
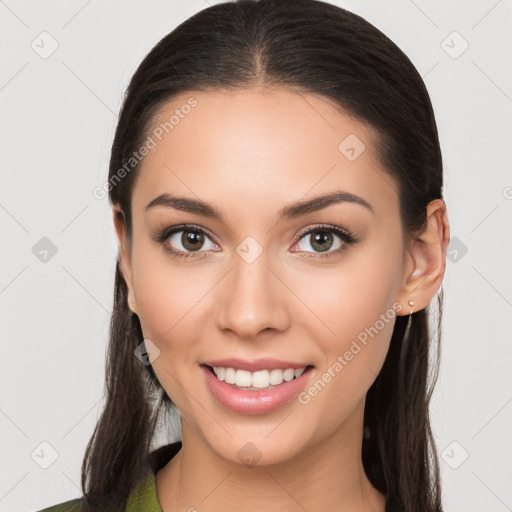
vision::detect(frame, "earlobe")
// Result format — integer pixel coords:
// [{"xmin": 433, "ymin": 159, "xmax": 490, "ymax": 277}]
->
[
  {"xmin": 396, "ymin": 199, "xmax": 450, "ymax": 314},
  {"xmin": 127, "ymin": 289, "xmax": 137, "ymax": 315}
]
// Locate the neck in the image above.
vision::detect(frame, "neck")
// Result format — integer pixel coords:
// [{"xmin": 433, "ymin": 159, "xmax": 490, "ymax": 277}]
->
[{"xmin": 156, "ymin": 400, "xmax": 385, "ymax": 512}]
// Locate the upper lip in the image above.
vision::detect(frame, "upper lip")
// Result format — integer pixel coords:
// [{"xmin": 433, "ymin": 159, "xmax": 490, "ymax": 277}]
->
[{"xmin": 202, "ymin": 358, "xmax": 313, "ymax": 372}]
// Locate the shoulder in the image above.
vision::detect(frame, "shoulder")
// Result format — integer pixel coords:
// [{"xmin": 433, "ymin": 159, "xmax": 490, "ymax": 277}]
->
[
  {"xmin": 34, "ymin": 442, "xmax": 182, "ymax": 512},
  {"xmin": 35, "ymin": 497, "xmax": 88, "ymax": 512}
]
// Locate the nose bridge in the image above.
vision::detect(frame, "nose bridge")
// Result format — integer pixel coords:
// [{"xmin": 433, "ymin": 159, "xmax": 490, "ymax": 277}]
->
[{"xmin": 216, "ymin": 238, "xmax": 287, "ymax": 338}]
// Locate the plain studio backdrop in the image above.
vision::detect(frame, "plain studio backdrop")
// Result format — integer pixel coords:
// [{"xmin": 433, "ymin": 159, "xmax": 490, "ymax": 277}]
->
[{"xmin": 1, "ymin": 1, "xmax": 511, "ymax": 511}]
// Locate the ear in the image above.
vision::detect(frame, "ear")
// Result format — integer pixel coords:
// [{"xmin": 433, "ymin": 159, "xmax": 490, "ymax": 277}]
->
[
  {"xmin": 395, "ymin": 198, "xmax": 450, "ymax": 315},
  {"xmin": 112, "ymin": 205, "xmax": 138, "ymax": 315}
]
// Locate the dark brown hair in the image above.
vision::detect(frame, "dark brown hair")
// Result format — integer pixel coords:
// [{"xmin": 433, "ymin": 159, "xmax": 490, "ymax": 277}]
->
[{"xmin": 82, "ymin": 1, "xmax": 445, "ymax": 510}]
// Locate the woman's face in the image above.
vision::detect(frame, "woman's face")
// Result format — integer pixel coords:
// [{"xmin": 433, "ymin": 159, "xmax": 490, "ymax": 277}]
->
[{"xmin": 118, "ymin": 86, "xmax": 414, "ymax": 465}]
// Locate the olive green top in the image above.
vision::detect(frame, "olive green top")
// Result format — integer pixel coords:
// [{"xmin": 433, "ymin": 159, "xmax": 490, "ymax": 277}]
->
[{"xmin": 36, "ymin": 442, "xmax": 182, "ymax": 512}]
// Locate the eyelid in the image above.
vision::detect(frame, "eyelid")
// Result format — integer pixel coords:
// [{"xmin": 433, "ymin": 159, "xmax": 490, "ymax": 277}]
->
[
  {"xmin": 155, "ymin": 223, "xmax": 219, "ymax": 245},
  {"xmin": 294, "ymin": 223, "xmax": 357, "ymax": 243}
]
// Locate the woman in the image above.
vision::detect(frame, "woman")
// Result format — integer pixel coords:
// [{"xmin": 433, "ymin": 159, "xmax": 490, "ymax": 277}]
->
[{"xmin": 39, "ymin": 0, "xmax": 450, "ymax": 510}]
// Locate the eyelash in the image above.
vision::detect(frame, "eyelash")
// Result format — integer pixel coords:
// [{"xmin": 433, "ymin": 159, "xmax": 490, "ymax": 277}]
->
[{"xmin": 152, "ymin": 223, "xmax": 360, "ymax": 261}]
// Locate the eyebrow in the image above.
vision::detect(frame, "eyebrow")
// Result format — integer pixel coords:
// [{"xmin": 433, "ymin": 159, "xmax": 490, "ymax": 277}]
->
[{"xmin": 145, "ymin": 189, "xmax": 374, "ymax": 222}]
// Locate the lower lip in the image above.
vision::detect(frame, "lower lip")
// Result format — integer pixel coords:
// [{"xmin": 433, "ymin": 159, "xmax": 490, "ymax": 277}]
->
[{"xmin": 201, "ymin": 364, "xmax": 314, "ymax": 415}]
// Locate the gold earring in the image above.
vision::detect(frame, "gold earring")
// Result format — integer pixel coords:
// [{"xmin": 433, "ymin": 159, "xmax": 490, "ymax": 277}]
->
[
  {"xmin": 398, "ymin": 300, "xmax": 415, "ymax": 368},
  {"xmin": 403, "ymin": 300, "xmax": 414, "ymax": 345}
]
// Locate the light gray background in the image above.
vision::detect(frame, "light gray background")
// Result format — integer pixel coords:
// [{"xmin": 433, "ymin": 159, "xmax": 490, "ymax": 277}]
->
[{"xmin": 1, "ymin": 1, "xmax": 511, "ymax": 511}]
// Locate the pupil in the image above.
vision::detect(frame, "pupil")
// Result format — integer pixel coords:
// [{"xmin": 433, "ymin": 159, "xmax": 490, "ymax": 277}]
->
[
  {"xmin": 311, "ymin": 231, "xmax": 332, "ymax": 252},
  {"xmin": 183, "ymin": 231, "xmax": 204, "ymax": 251}
]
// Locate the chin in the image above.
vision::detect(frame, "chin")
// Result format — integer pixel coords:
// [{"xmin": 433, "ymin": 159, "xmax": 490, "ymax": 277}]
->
[{"xmin": 202, "ymin": 428, "xmax": 312, "ymax": 468}]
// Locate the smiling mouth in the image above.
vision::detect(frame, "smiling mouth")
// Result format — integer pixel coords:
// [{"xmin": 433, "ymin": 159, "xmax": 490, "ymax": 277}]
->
[{"xmin": 202, "ymin": 364, "xmax": 315, "ymax": 390}]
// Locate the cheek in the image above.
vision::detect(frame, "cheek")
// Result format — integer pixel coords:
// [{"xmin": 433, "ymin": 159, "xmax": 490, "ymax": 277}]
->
[
  {"xmin": 296, "ymin": 279, "xmax": 398, "ymax": 433},
  {"xmin": 298, "ymin": 247, "xmax": 401, "ymax": 392},
  {"xmin": 132, "ymin": 260, "xmax": 209, "ymax": 407},
  {"xmin": 131, "ymin": 253, "xmax": 220, "ymax": 398},
  {"xmin": 299, "ymin": 249, "xmax": 401, "ymax": 340},
  {"xmin": 131, "ymin": 240, "xmax": 201, "ymax": 336}
]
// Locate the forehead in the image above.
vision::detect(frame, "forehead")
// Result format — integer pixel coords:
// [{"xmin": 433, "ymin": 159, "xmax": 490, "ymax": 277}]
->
[{"xmin": 132, "ymin": 87, "xmax": 398, "ymax": 219}]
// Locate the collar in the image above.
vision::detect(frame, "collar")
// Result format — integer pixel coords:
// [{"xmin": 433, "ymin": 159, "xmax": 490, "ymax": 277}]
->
[{"xmin": 125, "ymin": 441, "xmax": 182, "ymax": 512}]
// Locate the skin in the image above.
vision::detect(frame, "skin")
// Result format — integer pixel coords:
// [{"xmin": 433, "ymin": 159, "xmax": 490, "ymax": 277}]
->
[{"xmin": 113, "ymin": 86, "xmax": 450, "ymax": 512}]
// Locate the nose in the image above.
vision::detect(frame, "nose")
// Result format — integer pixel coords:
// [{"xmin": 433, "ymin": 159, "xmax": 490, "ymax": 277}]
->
[{"xmin": 215, "ymin": 248, "xmax": 290, "ymax": 340}]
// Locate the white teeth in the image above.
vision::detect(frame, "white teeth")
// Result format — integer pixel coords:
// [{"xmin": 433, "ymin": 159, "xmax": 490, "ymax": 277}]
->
[
  {"xmin": 283, "ymin": 368, "xmax": 295, "ymax": 381},
  {"xmin": 235, "ymin": 370, "xmax": 252, "ymax": 387},
  {"xmin": 224, "ymin": 367, "xmax": 236, "ymax": 384},
  {"xmin": 251, "ymin": 370, "xmax": 270, "ymax": 389},
  {"xmin": 212, "ymin": 366, "xmax": 308, "ymax": 389},
  {"xmin": 269, "ymin": 369, "xmax": 283, "ymax": 385}
]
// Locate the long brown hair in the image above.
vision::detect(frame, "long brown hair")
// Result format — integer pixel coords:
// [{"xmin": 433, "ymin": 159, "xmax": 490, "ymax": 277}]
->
[{"xmin": 82, "ymin": 1, "xmax": 445, "ymax": 510}]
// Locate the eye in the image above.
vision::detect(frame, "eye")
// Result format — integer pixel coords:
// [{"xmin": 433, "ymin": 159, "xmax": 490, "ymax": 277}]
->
[
  {"xmin": 291, "ymin": 224, "xmax": 359, "ymax": 259},
  {"xmin": 152, "ymin": 224, "xmax": 219, "ymax": 260},
  {"xmin": 153, "ymin": 222, "xmax": 359, "ymax": 261}
]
